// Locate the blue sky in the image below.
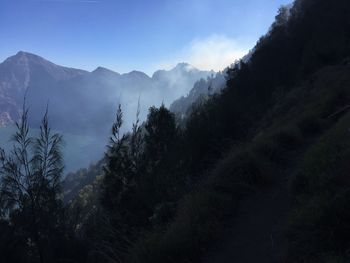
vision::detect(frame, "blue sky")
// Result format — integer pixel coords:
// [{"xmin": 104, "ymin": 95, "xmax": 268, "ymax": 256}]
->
[{"xmin": 0, "ymin": 0, "xmax": 292, "ymax": 75}]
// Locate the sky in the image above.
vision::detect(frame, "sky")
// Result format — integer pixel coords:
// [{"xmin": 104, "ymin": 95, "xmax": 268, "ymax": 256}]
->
[{"xmin": 0, "ymin": 0, "xmax": 292, "ymax": 75}]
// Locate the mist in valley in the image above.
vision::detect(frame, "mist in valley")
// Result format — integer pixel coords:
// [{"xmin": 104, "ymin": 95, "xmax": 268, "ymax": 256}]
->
[
  {"xmin": 3, "ymin": 1, "xmax": 347, "ymax": 262},
  {"xmin": 0, "ymin": 51, "xmax": 215, "ymax": 173}
]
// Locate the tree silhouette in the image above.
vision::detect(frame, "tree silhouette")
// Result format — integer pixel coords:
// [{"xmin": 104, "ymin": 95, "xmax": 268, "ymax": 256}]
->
[{"xmin": 0, "ymin": 104, "xmax": 64, "ymax": 263}]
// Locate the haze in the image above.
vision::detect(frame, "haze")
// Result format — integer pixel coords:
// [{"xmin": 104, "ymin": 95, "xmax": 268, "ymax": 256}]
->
[{"xmin": 0, "ymin": 0, "xmax": 291, "ymax": 75}]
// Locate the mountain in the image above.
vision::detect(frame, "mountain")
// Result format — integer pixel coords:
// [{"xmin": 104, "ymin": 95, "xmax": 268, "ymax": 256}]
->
[
  {"xmin": 0, "ymin": 52, "xmax": 213, "ymax": 173},
  {"xmin": 64, "ymin": 0, "xmax": 350, "ymax": 262},
  {"xmin": 170, "ymin": 71, "xmax": 226, "ymax": 117},
  {"xmin": 3, "ymin": 0, "xmax": 350, "ymax": 262},
  {"xmin": 169, "ymin": 52, "xmax": 256, "ymax": 118},
  {"xmin": 0, "ymin": 52, "xmax": 213, "ymax": 135},
  {"xmin": 0, "ymin": 51, "xmax": 87, "ymax": 125}
]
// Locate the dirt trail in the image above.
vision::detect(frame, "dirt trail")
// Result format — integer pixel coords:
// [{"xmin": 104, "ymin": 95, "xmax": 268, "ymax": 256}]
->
[{"xmin": 202, "ymin": 169, "xmax": 293, "ymax": 263}]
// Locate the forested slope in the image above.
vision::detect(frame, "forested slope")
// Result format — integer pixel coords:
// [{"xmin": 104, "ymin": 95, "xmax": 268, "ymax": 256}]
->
[{"xmin": 1, "ymin": 0, "xmax": 350, "ymax": 262}]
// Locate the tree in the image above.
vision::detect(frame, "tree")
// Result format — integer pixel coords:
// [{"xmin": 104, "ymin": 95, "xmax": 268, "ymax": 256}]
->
[
  {"xmin": 96, "ymin": 104, "xmax": 145, "ymax": 262},
  {"xmin": 100, "ymin": 103, "xmax": 144, "ymax": 216},
  {"xmin": 101, "ymin": 104, "xmax": 130, "ymax": 212},
  {"xmin": 141, "ymin": 104, "xmax": 180, "ymax": 215},
  {"xmin": 0, "ymin": 105, "xmax": 64, "ymax": 263},
  {"xmin": 144, "ymin": 104, "xmax": 177, "ymax": 168}
]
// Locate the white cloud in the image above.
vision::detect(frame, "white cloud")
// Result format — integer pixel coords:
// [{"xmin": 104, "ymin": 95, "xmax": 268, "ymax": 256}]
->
[
  {"xmin": 154, "ymin": 34, "xmax": 252, "ymax": 73},
  {"xmin": 187, "ymin": 35, "xmax": 249, "ymax": 71}
]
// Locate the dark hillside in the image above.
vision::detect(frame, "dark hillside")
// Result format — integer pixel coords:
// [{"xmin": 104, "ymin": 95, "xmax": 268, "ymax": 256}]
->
[
  {"xmin": 57, "ymin": 0, "xmax": 350, "ymax": 262},
  {"xmin": 2, "ymin": 0, "xmax": 350, "ymax": 262},
  {"xmin": 125, "ymin": 0, "xmax": 350, "ymax": 262}
]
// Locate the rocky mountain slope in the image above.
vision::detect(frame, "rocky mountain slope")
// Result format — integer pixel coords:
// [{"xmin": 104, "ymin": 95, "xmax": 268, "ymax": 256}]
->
[{"xmin": 0, "ymin": 51, "xmax": 86, "ymax": 125}]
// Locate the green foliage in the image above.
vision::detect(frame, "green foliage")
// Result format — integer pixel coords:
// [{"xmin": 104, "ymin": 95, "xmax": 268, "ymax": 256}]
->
[
  {"xmin": 94, "ymin": 104, "xmax": 182, "ymax": 261},
  {"xmin": 0, "ymin": 125, "xmax": 104, "ymax": 173},
  {"xmin": 129, "ymin": 188, "xmax": 232, "ymax": 263},
  {"xmin": 129, "ymin": 131, "xmax": 288, "ymax": 262},
  {"xmin": 297, "ymin": 116, "xmax": 322, "ymax": 136},
  {"xmin": 0, "ymin": 106, "xmax": 72, "ymax": 262},
  {"xmin": 144, "ymin": 104, "xmax": 177, "ymax": 162},
  {"xmin": 101, "ymin": 104, "xmax": 132, "ymax": 212},
  {"xmin": 288, "ymin": 113, "xmax": 350, "ymax": 262},
  {"xmin": 2, "ymin": 0, "xmax": 349, "ymax": 262},
  {"xmin": 96, "ymin": 1, "xmax": 350, "ymax": 261}
]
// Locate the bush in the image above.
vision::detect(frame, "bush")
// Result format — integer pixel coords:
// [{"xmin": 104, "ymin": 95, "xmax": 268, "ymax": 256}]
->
[
  {"xmin": 288, "ymin": 190, "xmax": 350, "ymax": 262},
  {"xmin": 297, "ymin": 116, "xmax": 322, "ymax": 136},
  {"xmin": 129, "ymin": 189, "xmax": 232, "ymax": 263},
  {"xmin": 272, "ymin": 129, "xmax": 302, "ymax": 151},
  {"xmin": 287, "ymin": 113, "xmax": 350, "ymax": 262}
]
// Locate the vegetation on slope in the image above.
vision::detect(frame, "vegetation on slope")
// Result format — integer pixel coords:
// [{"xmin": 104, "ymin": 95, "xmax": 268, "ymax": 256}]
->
[
  {"xmin": 289, "ymin": 113, "xmax": 350, "ymax": 262},
  {"xmin": 1, "ymin": 0, "xmax": 350, "ymax": 262}
]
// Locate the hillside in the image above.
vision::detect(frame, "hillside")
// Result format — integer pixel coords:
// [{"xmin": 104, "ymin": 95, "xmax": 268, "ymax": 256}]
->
[
  {"xmin": 170, "ymin": 71, "xmax": 226, "ymax": 118},
  {"xmin": 120, "ymin": 0, "xmax": 350, "ymax": 262},
  {"xmin": 58, "ymin": 1, "xmax": 350, "ymax": 262},
  {"xmin": 1, "ymin": 0, "xmax": 350, "ymax": 262}
]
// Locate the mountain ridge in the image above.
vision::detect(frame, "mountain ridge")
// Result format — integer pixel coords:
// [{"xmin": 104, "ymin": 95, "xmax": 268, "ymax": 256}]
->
[
  {"xmin": 0, "ymin": 51, "xmax": 214, "ymax": 172},
  {"xmin": 0, "ymin": 51, "xmax": 213, "ymax": 132},
  {"xmin": 2, "ymin": 51, "xmax": 205, "ymax": 79}
]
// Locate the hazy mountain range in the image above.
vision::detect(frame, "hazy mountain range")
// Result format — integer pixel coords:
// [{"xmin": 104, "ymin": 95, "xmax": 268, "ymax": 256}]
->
[
  {"xmin": 0, "ymin": 51, "xmax": 214, "ymax": 172},
  {"xmin": 0, "ymin": 51, "xmax": 214, "ymax": 135}
]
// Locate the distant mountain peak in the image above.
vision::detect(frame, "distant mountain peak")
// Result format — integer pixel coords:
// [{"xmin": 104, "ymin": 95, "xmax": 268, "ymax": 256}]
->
[
  {"xmin": 10, "ymin": 51, "xmax": 48, "ymax": 63},
  {"xmin": 152, "ymin": 63, "xmax": 200, "ymax": 80},
  {"xmin": 124, "ymin": 70, "xmax": 150, "ymax": 79},
  {"xmin": 5, "ymin": 51, "xmax": 87, "ymax": 75},
  {"xmin": 0, "ymin": 51, "xmax": 214, "ymax": 132},
  {"xmin": 173, "ymin": 62, "xmax": 198, "ymax": 72},
  {"xmin": 2, "ymin": 51, "xmax": 60, "ymax": 71},
  {"xmin": 175, "ymin": 62, "xmax": 191, "ymax": 68},
  {"xmin": 92, "ymin": 66, "xmax": 119, "ymax": 76},
  {"xmin": 0, "ymin": 51, "xmax": 88, "ymax": 94},
  {"xmin": 15, "ymin": 51, "xmax": 31, "ymax": 57},
  {"xmin": 16, "ymin": 50, "xmax": 36, "ymax": 57}
]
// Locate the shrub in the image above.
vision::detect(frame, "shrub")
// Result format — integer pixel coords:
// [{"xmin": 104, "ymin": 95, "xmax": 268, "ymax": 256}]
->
[
  {"xmin": 297, "ymin": 116, "xmax": 322, "ymax": 136},
  {"xmin": 287, "ymin": 113, "xmax": 350, "ymax": 261},
  {"xmin": 272, "ymin": 128, "xmax": 302, "ymax": 151},
  {"xmin": 129, "ymin": 189, "xmax": 232, "ymax": 263}
]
